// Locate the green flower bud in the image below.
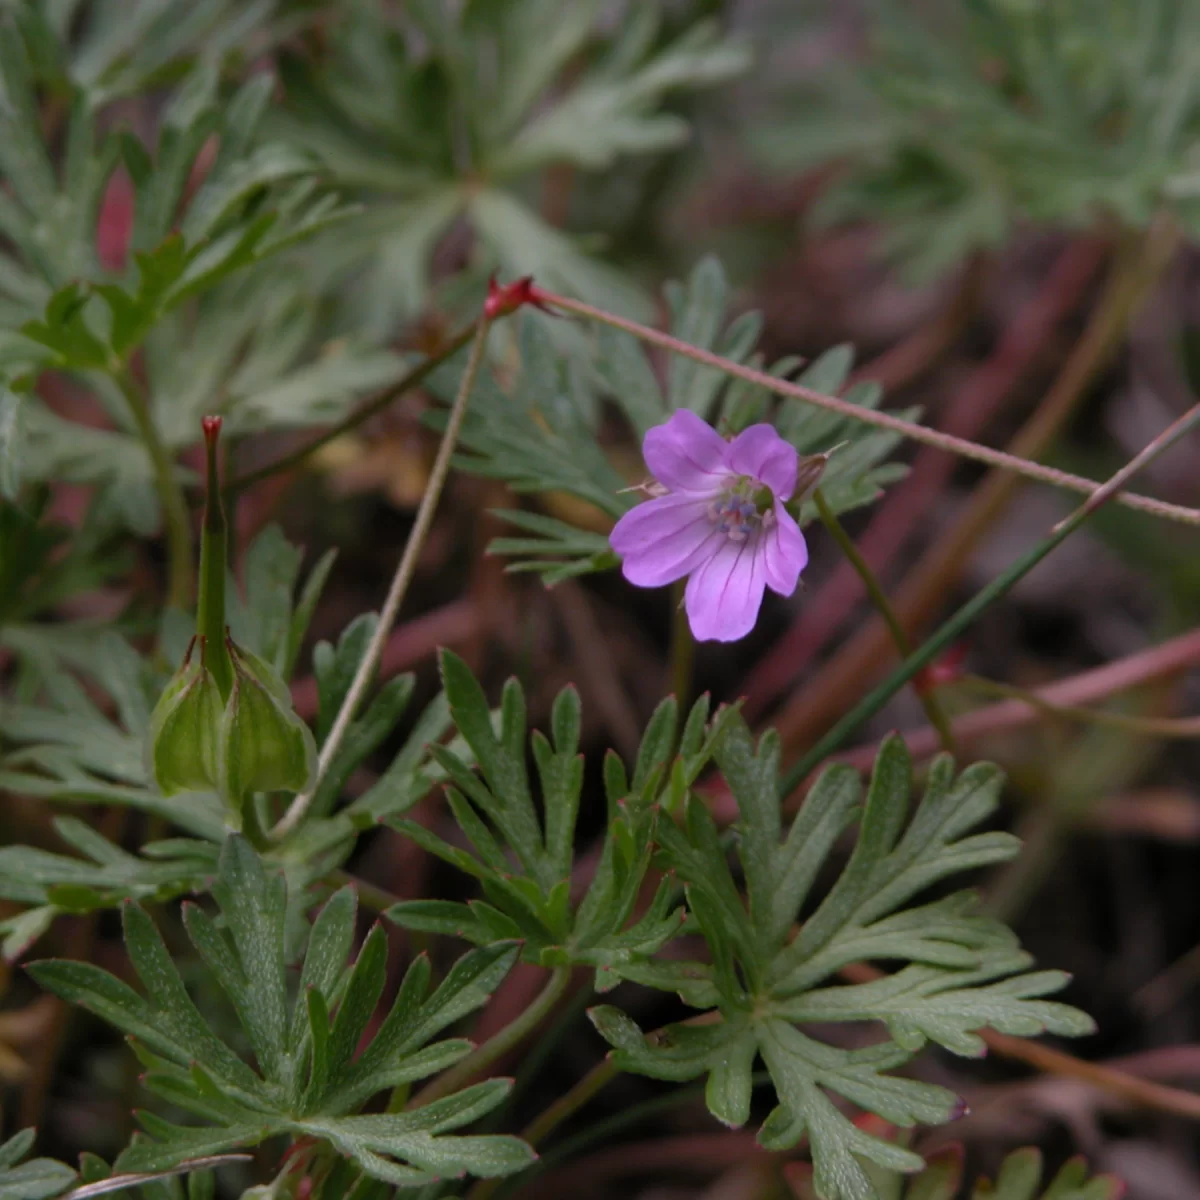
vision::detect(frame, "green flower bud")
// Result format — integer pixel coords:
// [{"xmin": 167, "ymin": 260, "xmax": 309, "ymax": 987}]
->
[
  {"xmin": 218, "ymin": 639, "xmax": 317, "ymax": 819},
  {"xmin": 147, "ymin": 636, "xmax": 222, "ymax": 796}
]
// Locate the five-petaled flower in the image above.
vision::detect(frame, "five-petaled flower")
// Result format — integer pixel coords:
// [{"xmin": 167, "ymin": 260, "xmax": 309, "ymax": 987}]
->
[{"xmin": 610, "ymin": 410, "xmax": 808, "ymax": 642}]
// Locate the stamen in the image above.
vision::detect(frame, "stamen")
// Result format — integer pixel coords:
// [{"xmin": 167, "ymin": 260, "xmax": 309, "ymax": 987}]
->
[{"xmin": 707, "ymin": 475, "xmax": 776, "ymax": 543}]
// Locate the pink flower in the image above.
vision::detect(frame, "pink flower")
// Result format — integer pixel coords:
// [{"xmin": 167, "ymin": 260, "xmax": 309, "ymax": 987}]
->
[{"xmin": 610, "ymin": 410, "xmax": 809, "ymax": 642}]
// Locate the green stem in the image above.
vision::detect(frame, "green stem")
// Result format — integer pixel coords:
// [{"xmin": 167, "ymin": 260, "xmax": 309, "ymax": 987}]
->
[
  {"xmin": 485, "ymin": 1071, "xmax": 774, "ymax": 1200},
  {"xmin": 669, "ymin": 579, "xmax": 694, "ymax": 709},
  {"xmin": 226, "ymin": 322, "xmax": 479, "ymax": 496},
  {"xmin": 467, "ymin": 1059, "xmax": 621, "ymax": 1200},
  {"xmin": 269, "ymin": 317, "xmax": 495, "ymax": 842},
  {"xmin": 408, "ymin": 967, "xmax": 572, "ymax": 1109},
  {"xmin": 812, "ymin": 488, "xmax": 956, "ymax": 755},
  {"xmin": 116, "ymin": 369, "xmax": 193, "ymax": 609},
  {"xmin": 199, "ymin": 417, "xmax": 232, "ymax": 698},
  {"xmin": 778, "ymin": 400, "xmax": 1200, "ymax": 799}
]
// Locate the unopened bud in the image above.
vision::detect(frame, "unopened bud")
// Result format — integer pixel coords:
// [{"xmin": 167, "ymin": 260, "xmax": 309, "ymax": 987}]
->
[
  {"xmin": 148, "ymin": 636, "xmax": 221, "ymax": 795},
  {"xmin": 219, "ymin": 639, "xmax": 317, "ymax": 816},
  {"xmin": 794, "ymin": 451, "xmax": 834, "ymax": 503}
]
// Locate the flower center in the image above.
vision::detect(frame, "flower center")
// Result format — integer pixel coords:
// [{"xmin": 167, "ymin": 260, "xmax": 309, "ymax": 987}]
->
[{"xmin": 708, "ymin": 477, "xmax": 774, "ymax": 543}]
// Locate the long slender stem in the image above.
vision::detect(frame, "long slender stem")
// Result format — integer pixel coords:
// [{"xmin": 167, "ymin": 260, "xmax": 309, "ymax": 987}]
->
[
  {"xmin": 227, "ymin": 322, "xmax": 479, "ymax": 496},
  {"xmin": 116, "ymin": 370, "xmax": 194, "ymax": 609},
  {"xmin": 467, "ymin": 1059, "xmax": 622, "ymax": 1200},
  {"xmin": 957, "ymin": 675, "xmax": 1200, "ymax": 739},
  {"xmin": 409, "ymin": 967, "xmax": 571, "ymax": 1110},
  {"xmin": 270, "ymin": 319, "xmax": 493, "ymax": 841},
  {"xmin": 777, "ymin": 401, "xmax": 1200, "ymax": 799},
  {"xmin": 531, "ymin": 282, "xmax": 1200, "ymax": 528},
  {"xmin": 813, "ymin": 489, "xmax": 956, "ymax": 754}
]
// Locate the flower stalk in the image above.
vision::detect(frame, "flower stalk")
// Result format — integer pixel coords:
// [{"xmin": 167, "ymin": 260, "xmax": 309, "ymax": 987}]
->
[{"xmin": 270, "ymin": 314, "xmax": 496, "ymax": 842}]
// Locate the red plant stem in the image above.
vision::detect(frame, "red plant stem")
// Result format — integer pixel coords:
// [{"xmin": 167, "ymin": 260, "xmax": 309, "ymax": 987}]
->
[
  {"xmin": 708, "ymin": 625, "xmax": 1200, "ymax": 823},
  {"xmin": 534, "ymin": 272, "xmax": 1200, "ymax": 525},
  {"xmin": 740, "ymin": 237, "xmax": 1107, "ymax": 720}
]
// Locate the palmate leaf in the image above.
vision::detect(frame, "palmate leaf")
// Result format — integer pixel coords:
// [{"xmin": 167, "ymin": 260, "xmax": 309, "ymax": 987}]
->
[
  {"xmin": 429, "ymin": 256, "xmax": 913, "ymax": 582},
  {"xmin": 385, "ymin": 650, "xmax": 736, "ymax": 990},
  {"xmin": 752, "ymin": 0, "xmax": 1200, "ymax": 279},
  {"xmin": 14, "ymin": 67, "xmax": 352, "ymax": 378},
  {"xmin": 591, "ymin": 717, "xmax": 1094, "ymax": 1200},
  {"xmin": 29, "ymin": 837, "xmax": 532, "ymax": 1189},
  {"xmin": 271, "ymin": 0, "xmax": 746, "ymax": 331}
]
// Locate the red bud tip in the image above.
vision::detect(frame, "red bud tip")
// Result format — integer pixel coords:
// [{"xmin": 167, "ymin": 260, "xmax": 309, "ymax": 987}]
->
[
  {"xmin": 201, "ymin": 415, "xmax": 222, "ymax": 442},
  {"xmin": 484, "ymin": 274, "xmax": 552, "ymax": 320}
]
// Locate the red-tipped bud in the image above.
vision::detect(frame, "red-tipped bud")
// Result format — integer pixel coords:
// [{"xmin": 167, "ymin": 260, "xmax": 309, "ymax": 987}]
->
[{"xmin": 484, "ymin": 274, "xmax": 552, "ymax": 320}]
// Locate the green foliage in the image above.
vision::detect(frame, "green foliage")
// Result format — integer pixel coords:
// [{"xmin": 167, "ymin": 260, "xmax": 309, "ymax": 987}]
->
[
  {"xmin": 788, "ymin": 1142, "xmax": 1122, "ymax": 1200},
  {"xmin": 432, "ymin": 257, "xmax": 912, "ymax": 582},
  {"xmin": 270, "ymin": 0, "xmax": 750, "ymax": 334},
  {"xmin": 0, "ymin": 491, "xmax": 129, "ymax": 625},
  {"xmin": 16, "ymin": 0, "xmax": 282, "ymax": 105},
  {"xmin": 0, "ymin": 817, "xmax": 216, "ymax": 960},
  {"xmin": 591, "ymin": 719, "xmax": 1094, "ymax": 1200},
  {"xmin": 386, "ymin": 650, "xmax": 735, "ymax": 989},
  {"xmin": 29, "ymin": 836, "xmax": 534, "ymax": 1188},
  {"xmin": 754, "ymin": 0, "xmax": 1200, "ymax": 279},
  {"xmin": 0, "ymin": 14, "xmax": 373, "ymax": 530},
  {"xmin": 0, "ymin": 1127, "xmax": 75, "ymax": 1200}
]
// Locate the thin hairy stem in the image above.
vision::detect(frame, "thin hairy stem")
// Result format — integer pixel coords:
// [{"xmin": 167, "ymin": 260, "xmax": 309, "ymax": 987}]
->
[
  {"xmin": 956, "ymin": 675, "xmax": 1200, "ymax": 739},
  {"xmin": 531, "ymin": 275, "xmax": 1200, "ymax": 528},
  {"xmin": 227, "ymin": 321, "xmax": 479, "ymax": 496},
  {"xmin": 409, "ymin": 967, "xmax": 571, "ymax": 1110},
  {"xmin": 270, "ymin": 319, "xmax": 493, "ymax": 841},
  {"xmin": 777, "ymin": 399, "xmax": 1200, "ymax": 799},
  {"xmin": 116, "ymin": 371, "xmax": 193, "ymax": 609},
  {"xmin": 813, "ymin": 489, "xmax": 956, "ymax": 754},
  {"xmin": 466, "ymin": 1059, "xmax": 621, "ymax": 1200}
]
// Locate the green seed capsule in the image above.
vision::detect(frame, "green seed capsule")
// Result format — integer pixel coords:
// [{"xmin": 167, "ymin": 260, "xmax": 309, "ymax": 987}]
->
[
  {"xmin": 218, "ymin": 639, "xmax": 317, "ymax": 821},
  {"xmin": 148, "ymin": 636, "xmax": 222, "ymax": 796}
]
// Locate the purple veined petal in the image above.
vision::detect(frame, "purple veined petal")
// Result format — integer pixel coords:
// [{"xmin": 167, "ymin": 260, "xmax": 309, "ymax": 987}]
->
[
  {"xmin": 726, "ymin": 424, "xmax": 798, "ymax": 499},
  {"xmin": 611, "ymin": 493, "xmax": 722, "ymax": 588},
  {"xmin": 684, "ymin": 537, "xmax": 767, "ymax": 643},
  {"xmin": 763, "ymin": 502, "xmax": 808, "ymax": 596},
  {"xmin": 643, "ymin": 409, "xmax": 731, "ymax": 494}
]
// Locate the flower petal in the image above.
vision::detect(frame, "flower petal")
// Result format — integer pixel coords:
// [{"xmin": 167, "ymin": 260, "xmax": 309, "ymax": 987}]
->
[
  {"xmin": 763, "ymin": 503, "xmax": 808, "ymax": 596},
  {"xmin": 726, "ymin": 424, "xmax": 798, "ymax": 498},
  {"xmin": 684, "ymin": 537, "xmax": 767, "ymax": 643},
  {"xmin": 611, "ymin": 494, "xmax": 720, "ymax": 588},
  {"xmin": 643, "ymin": 409, "xmax": 730, "ymax": 494}
]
